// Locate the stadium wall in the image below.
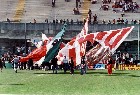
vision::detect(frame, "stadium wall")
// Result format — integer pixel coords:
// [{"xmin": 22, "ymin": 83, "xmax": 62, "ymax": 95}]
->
[
  {"xmin": 0, "ymin": 22, "xmax": 139, "ymax": 55},
  {"xmin": 0, "ymin": 22, "xmax": 139, "ymax": 40}
]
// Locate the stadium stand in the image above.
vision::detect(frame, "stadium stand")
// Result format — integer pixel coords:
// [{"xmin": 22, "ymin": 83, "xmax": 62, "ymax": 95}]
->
[
  {"xmin": 0, "ymin": 0, "xmax": 139, "ymax": 23},
  {"xmin": 13, "ymin": 0, "xmax": 25, "ymax": 22},
  {"xmin": 0, "ymin": 0, "xmax": 140, "ymax": 56}
]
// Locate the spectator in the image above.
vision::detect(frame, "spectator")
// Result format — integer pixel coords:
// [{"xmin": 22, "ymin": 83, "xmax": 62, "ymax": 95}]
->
[
  {"xmin": 66, "ymin": 19, "xmax": 69, "ymax": 24},
  {"xmin": 76, "ymin": 8, "xmax": 80, "ymax": 15},
  {"xmin": 45, "ymin": 18, "xmax": 48, "ymax": 23},
  {"xmin": 53, "ymin": 19, "xmax": 55, "ymax": 24},
  {"xmin": 108, "ymin": 20, "xmax": 111, "ymax": 24},
  {"xmin": 63, "ymin": 19, "xmax": 66, "ymax": 24},
  {"xmin": 124, "ymin": 19, "xmax": 128, "ymax": 24},
  {"xmin": 134, "ymin": 20, "xmax": 137, "ymax": 24},
  {"xmin": 112, "ymin": 19, "xmax": 116, "ymax": 24},
  {"xmin": 56, "ymin": 19, "xmax": 58, "ymax": 24},
  {"xmin": 102, "ymin": 19, "xmax": 106, "ymax": 24},
  {"xmin": 60, "ymin": 19, "xmax": 63, "ymax": 24},
  {"xmin": 7, "ymin": 18, "xmax": 10, "ymax": 23},
  {"xmin": 91, "ymin": 0, "xmax": 97, "ymax": 4},
  {"xmin": 117, "ymin": 18, "xmax": 121, "ymax": 24},
  {"xmin": 52, "ymin": 0, "xmax": 56, "ymax": 7},
  {"xmin": 108, "ymin": 0, "xmax": 111, "ymax": 3},
  {"xmin": 73, "ymin": 8, "xmax": 80, "ymax": 15},
  {"xmin": 93, "ymin": 14, "xmax": 97, "ymax": 23},
  {"xmin": 88, "ymin": 9, "xmax": 92, "ymax": 20},
  {"xmin": 71, "ymin": 19, "xmax": 73, "ymax": 24},
  {"xmin": 100, "ymin": 4, "xmax": 109, "ymax": 11},
  {"xmin": 73, "ymin": 8, "xmax": 76, "ymax": 14},
  {"xmin": 121, "ymin": 18, "xmax": 124, "ymax": 24},
  {"xmin": 76, "ymin": 0, "xmax": 79, "ymax": 8},
  {"xmin": 34, "ymin": 19, "xmax": 36, "ymax": 23},
  {"xmin": 77, "ymin": 19, "xmax": 79, "ymax": 24},
  {"xmin": 131, "ymin": 19, "xmax": 134, "ymax": 24},
  {"xmin": 102, "ymin": 0, "xmax": 107, "ymax": 4},
  {"xmin": 138, "ymin": 20, "xmax": 140, "ymax": 24}
]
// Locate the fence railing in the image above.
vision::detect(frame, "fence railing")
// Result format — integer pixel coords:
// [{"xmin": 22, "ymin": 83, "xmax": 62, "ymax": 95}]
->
[{"xmin": 0, "ymin": 22, "xmax": 140, "ymax": 40}]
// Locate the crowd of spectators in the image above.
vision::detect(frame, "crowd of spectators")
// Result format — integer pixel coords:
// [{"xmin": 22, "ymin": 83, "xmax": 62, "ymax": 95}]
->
[
  {"xmin": 4, "ymin": 0, "xmax": 139, "ymax": 24},
  {"xmin": 112, "ymin": 0, "xmax": 139, "ymax": 13},
  {"xmin": 43, "ymin": 17, "xmax": 140, "ymax": 25},
  {"xmin": 115, "ymin": 51, "xmax": 139, "ymax": 66}
]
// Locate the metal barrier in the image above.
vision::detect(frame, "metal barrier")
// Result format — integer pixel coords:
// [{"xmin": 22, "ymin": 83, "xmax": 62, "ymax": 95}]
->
[{"xmin": 0, "ymin": 22, "xmax": 140, "ymax": 40}]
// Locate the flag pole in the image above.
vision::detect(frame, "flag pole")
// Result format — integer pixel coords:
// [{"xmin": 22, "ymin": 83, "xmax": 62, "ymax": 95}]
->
[
  {"xmin": 25, "ymin": 22, "xmax": 27, "ymax": 54},
  {"xmin": 138, "ymin": 25, "xmax": 140, "ymax": 60},
  {"xmin": 24, "ymin": 10, "xmax": 27, "ymax": 54}
]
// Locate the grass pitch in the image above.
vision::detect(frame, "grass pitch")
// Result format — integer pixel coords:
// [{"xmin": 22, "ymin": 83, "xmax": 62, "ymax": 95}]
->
[{"xmin": 0, "ymin": 69, "xmax": 140, "ymax": 95}]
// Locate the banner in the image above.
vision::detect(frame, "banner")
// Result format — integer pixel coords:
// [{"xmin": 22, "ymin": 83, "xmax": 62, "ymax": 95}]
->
[
  {"xmin": 119, "ymin": 64, "xmax": 140, "ymax": 70},
  {"xmin": 93, "ymin": 64, "xmax": 106, "ymax": 69}
]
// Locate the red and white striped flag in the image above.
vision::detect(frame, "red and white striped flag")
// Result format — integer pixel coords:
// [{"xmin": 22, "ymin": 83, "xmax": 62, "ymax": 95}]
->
[
  {"xmin": 57, "ymin": 18, "xmax": 89, "ymax": 65},
  {"xmin": 86, "ymin": 26, "xmax": 134, "ymax": 65}
]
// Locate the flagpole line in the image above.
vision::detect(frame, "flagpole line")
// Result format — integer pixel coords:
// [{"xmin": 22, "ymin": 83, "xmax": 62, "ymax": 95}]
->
[
  {"xmin": 24, "ymin": 10, "xmax": 27, "ymax": 54},
  {"xmin": 25, "ymin": 22, "xmax": 27, "ymax": 54},
  {"xmin": 138, "ymin": 25, "xmax": 140, "ymax": 60}
]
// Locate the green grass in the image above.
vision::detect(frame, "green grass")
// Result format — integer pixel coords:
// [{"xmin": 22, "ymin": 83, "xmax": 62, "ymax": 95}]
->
[{"xmin": 0, "ymin": 69, "xmax": 140, "ymax": 95}]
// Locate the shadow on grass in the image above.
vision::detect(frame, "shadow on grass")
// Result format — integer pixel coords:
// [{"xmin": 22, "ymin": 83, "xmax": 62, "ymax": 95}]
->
[
  {"xmin": 47, "ymin": 72, "xmax": 80, "ymax": 74},
  {"xmin": 47, "ymin": 71, "xmax": 111, "ymax": 75},
  {"xmin": 104, "ymin": 72, "xmax": 130, "ymax": 76},
  {"xmin": 33, "ymin": 73, "xmax": 47, "ymax": 74},
  {"xmin": 87, "ymin": 72, "xmax": 107, "ymax": 74},
  {"xmin": 34, "ymin": 70, "xmax": 139, "ymax": 77},
  {"xmin": 0, "ymin": 83, "xmax": 24, "ymax": 85},
  {"xmin": 129, "ymin": 75, "xmax": 140, "ymax": 77}
]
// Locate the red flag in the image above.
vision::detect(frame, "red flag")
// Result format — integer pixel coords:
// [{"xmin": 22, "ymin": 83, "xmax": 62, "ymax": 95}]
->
[
  {"xmin": 57, "ymin": 18, "xmax": 89, "ymax": 66},
  {"xmin": 86, "ymin": 26, "xmax": 134, "ymax": 65}
]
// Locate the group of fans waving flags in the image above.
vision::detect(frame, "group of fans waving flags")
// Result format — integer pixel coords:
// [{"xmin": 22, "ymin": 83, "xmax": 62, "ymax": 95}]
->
[{"xmin": 18, "ymin": 17, "xmax": 134, "ymax": 74}]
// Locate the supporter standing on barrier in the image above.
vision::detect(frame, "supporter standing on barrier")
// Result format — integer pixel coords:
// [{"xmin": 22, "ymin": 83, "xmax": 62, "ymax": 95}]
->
[
  {"xmin": 107, "ymin": 57, "xmax": 113, "ymax": 75},
  {"xmin": 63, "ymin": 56, "xmax": 69, "ymax": 74},
  {"xmin": 0, "ymin": 59, "xmax": 3, "ymax": 72}
]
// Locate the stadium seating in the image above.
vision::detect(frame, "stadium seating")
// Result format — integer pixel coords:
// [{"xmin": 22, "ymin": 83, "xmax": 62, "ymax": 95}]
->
[
  {"xmin": 0, "ymin": 0, "xmax": 139, "ymax": 23},
  {"xmin": 0, "ymin": 0, "xmax": 140, "ymax": 56}
]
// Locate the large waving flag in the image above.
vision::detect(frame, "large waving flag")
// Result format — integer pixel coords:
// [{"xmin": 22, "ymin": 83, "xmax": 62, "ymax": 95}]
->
[
  {"xmin": 75, "ymin": 18, "xmax": 89, "ymax": 65},
  {"xmin": 31, "ymin": 33, "xmax": 50, "ymax": 48},
  {"xmin": 86, "ymin": 26, "xmax": 134, "ymax": 65},
  {"xmin": 42, "ymin": 23, "xmax": 67, "ymax": 64},
  {"xmin": 57, "ymin": 18, "xmax": 89, "ymax": 66},
  {"xmin": 20, "ymin": 33, "xmax": 50, "ymax": 62}
]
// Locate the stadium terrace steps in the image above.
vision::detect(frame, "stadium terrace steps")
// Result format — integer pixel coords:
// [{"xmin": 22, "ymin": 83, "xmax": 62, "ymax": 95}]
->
[
  {"xmin": 22, "ymin": 0, "xmax": 53, "ymax": 22},
  {"xmin": 0, "ymin": 0, "xmax": 19, "ymax": 22},
  {"xmin": 81, "ymin": 0, "xmax": 91, "ymax": 19},
  {"xmin": 13, "ymin": 0, "xmax": 25, "ymax": 22},
  {"xmin": 0, "ymin": 0, "xmax": 140, "ymax": 23}
]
